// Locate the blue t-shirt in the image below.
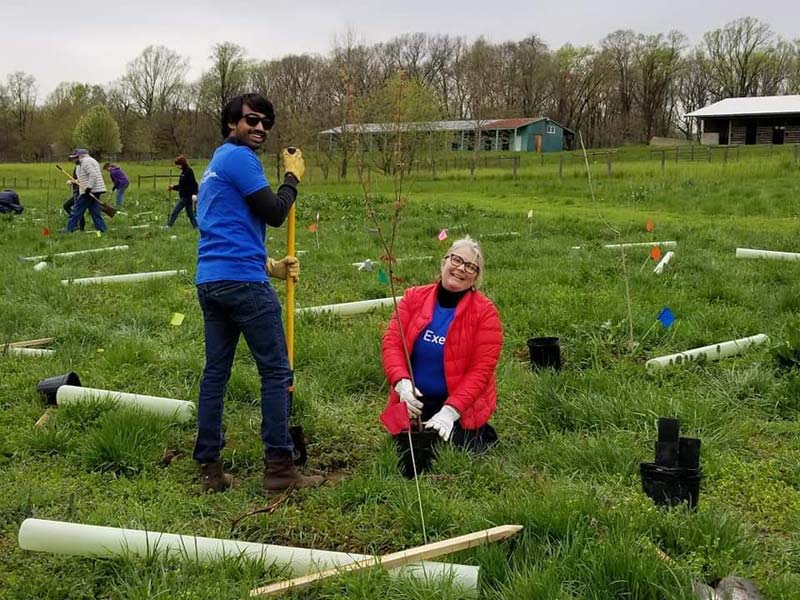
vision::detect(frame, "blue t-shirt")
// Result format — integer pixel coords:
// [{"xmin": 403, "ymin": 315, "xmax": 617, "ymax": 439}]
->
[
  {"xmin": 196, "ymin": 141, "xmax": 271, "ymax": 284},
  {"xmin": 411, "ymin": 302, "xmax": 457, "ymax": 400}
]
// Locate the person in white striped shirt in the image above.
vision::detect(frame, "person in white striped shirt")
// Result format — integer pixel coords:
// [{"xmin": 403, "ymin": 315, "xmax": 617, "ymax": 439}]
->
[{"xmin": 63, "ymin": 148, "xmax": 108, "ymax": 233}]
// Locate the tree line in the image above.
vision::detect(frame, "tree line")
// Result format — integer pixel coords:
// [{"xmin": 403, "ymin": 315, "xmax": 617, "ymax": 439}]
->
[{"xmin": 1, "ymin": 17, "xmax": 798, "ymax": 162}]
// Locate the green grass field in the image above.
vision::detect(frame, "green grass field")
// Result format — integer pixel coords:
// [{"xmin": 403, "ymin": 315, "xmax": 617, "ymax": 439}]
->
[{"xmin": 2, "ymin": 148, "xmax": 800, "ymax": 598}]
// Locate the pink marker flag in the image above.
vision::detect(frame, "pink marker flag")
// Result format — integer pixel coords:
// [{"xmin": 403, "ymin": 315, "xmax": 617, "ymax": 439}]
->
[{"xmin": 438, "ymin": 228, "xmax": 448, "ymax": 241}]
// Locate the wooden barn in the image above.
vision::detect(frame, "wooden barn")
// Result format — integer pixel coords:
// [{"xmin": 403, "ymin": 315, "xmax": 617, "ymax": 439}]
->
[{"xmin": 686, "ymin": 95, "xmax": 800, "ymax": 146}]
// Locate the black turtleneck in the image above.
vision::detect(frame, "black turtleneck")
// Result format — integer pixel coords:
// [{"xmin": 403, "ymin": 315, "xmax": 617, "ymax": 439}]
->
[{"xmin": 437, "ymin": 282, "xmax": 469, "ymax": 308}]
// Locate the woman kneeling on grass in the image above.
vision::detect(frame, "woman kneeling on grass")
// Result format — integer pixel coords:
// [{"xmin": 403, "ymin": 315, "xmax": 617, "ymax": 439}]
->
[{"xmin": 380, "ymin": 236, "xmax": 503, "ymax": 474}]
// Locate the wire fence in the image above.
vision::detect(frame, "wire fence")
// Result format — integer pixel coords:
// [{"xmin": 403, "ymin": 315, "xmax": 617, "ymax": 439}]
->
[{"xmin": 3, "ymin": 143, "xmax": 799, "ymax": 190}]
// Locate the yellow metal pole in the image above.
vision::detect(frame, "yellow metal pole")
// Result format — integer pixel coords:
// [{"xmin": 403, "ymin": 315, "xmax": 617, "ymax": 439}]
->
[{"xmin": 285, "ymin": 204, "xmax": 296, "ymax": 366}]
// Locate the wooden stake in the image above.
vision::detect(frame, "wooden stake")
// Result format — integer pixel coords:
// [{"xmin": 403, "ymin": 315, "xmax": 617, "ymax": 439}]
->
[
  {"xmin": 34, "ymin": 406, "xmax": 56, "ymax": 428},
  {"xmin": 3, "ymin": 338, "xmax": 54, "ymax": 349},
  {"xmin": 249, "ymin": 524, "xmax": 522, "ymax": 597}
]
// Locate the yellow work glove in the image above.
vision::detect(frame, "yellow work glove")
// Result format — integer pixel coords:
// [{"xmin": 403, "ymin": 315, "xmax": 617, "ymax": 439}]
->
[
  {"xmin": 282, "ymin": 148, "xmax": 305, "ymax": 182},
  {"xmin": 267, "ymin": 256, "xmax": 300, "ymax": 282}
]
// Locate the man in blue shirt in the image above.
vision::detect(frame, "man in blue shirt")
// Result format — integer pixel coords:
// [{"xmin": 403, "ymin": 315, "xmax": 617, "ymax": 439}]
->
[{"xmin": 194, "ymin": 93, "xmax": 322, "ymax": 493}]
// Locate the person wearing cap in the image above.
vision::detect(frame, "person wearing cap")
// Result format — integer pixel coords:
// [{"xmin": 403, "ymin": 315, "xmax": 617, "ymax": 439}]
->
[
  {"xmin": 103, "ymin": 162, "xmax": 129, "ymax": 208},
  {"xmin": 193, "ymin": 92, "xmax": 322, "ymax": 494},
  {"xmin": 165, "ymin": 155, "xmax": 198, "ymax": 229},
  {"xmin": 64, "ymin": 149, "xmax": 107, "ymax": 233}
]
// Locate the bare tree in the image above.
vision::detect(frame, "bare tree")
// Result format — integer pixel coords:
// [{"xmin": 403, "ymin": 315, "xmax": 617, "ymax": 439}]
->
[
  {"xmin": 123, "ymin": 45, "xmax": 188, "ymax": 119},
  {"xmin": 784, "ymin": 40, "xmax": 800, "ymax": 94},
  {"xmin": 601, "ymin": 30, "xmax": 638, "ymax": 142},
  {"xmin": 633, "ymin": 31, "xmax": 686, "ymax": 140},
  {"xmin": 703, "ymin": 17, "xmax": 775, "ymax": 98},
  {"xmin": 675, "ymin": 49, "xmax": 713, "ymax": 139},
  {"xmin": 510, "ymin": 36, "xmax": 552, "ymax": 117},
  {"xmin": 5, "ymin": 71, "xmax": 37, "ymax": 135},
  {"xmin": 549, "ymin": 45, "xmax": 609, "ymax": 145},
  {"xmin": 198, "ymin": 42, "xmax": 250, "ymax": 121}
]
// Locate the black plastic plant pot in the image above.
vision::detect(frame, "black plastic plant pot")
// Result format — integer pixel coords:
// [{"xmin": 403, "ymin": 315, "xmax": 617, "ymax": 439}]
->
[
  {"xmin": 657, "ymin": 417, "xmax": 680, "ymax": 443},
  {"xmin": 527, "ymin": 337, "xmax": 561, "ymax": 371},
  {"xmin": 640, "ymin": 462, "xmax": 703, "ymax": 510},
  {"xmin": 36, "ymin": 372, "xmax": 81, "ymax": 406},
  {"xmin": 678, "ymin": 437, "xmax": 702, "ymax": 469},
  {"xmin": 395, "ymin": 430, "xmax": 440, "ymax": 479},
  {"xmin": 654, "ymin": 441, "xmax": 679, "ymax": 467}
]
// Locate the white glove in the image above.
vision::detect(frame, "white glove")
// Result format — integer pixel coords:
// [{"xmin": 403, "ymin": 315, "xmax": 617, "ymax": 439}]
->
[
  {"xmin": 424, "ymin": 405, "xmax": 460, "ymax": 442},
  {"xmin": 394, "ymin": 378, "xmax": 423, "ymax": 417}
]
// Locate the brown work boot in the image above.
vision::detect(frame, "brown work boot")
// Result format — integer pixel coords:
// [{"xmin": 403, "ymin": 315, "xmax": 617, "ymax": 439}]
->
[
  {"xmin": 200, "ymin": 461, "xmax": 233, "ymax": 493},
  {"xmin": 262, "ymin": 456, "xmax": 323, "ymax": 492}
]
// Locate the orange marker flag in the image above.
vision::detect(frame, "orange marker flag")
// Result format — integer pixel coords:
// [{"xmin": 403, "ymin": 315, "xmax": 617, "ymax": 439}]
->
[
  {"xmin": 308, "ymin": 222, "xmax": 318, "ymax": 233},
  {"xmin": 646, "ymin": 219, "xmax": 654, "ymax": 232},
  {"xmin": 42, "ymin": 227, "xmax": 50, "ymax": 237},
  {"xmin": 650, "ymin": 245, "xmax": 662, "ymax": 261}
]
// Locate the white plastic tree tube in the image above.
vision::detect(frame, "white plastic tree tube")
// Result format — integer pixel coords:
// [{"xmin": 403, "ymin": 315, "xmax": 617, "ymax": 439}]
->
[
  {"xmin": 571, "ymin": 241, "xmax": 677, "ymax": 250},
  {"xmin": 56, "ymin": 385, "xmax": 194, "ymax": 422},
  {"xmin": 480, "ymin": 232, "xmax": 520, "ymax": 238},
  {"xmin": 62, "ymin": 269, "xmax": 186, "ymax": 285},
  {"xmin": 352, "ymin": 256, "xmax": 433, "ymax": 269},
  {"xmin": 297, "ymin": 297, "xmax": 398, "ymax": 316},
  {"xmin": 18, "ymin": 519, "xmax": 479, "ymax": 596},
  {"xmin": 653, "ymin": 251, "xmax": 674, "ymax": 274},
  {"xmin": 6, "ymin": 347, "xmax": 55, "ymax": 357},
  {"xmin": 735, "ymin": 248, "xmax": 800, "ymax": 261},
  {"xmin": 20, "ymin": 245, "xmax": 129, "ymax": 262},
  {"xmin": 129, "ymin": 224, "xmax": 151, "ymax": 229},
  {"xmin": 646, "ymin": 334, "xmax": 769, "ymax": 370}
]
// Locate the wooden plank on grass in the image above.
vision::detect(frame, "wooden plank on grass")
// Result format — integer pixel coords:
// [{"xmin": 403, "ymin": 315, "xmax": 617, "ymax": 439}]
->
[
  {"xmin": 249, "ymin": 524, "xmax": 522, "ymax": 597},
  {"xmin": 3, "ymin": 338, "xmax": 54, "ymax": 349}
]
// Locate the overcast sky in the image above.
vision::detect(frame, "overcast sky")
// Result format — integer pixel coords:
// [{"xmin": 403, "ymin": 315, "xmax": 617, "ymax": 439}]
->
[{"xmin": 2, "ymin": 0, "xmax": 796, "ymax": 98}]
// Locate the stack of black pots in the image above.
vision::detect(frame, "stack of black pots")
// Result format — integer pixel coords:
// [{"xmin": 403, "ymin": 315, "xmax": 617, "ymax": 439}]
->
[{"xmin": 640, "ymin": 417, "xmax": 703, "ymax": 509}]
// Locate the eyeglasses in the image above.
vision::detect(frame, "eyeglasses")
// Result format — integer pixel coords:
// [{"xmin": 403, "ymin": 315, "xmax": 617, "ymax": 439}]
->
[
  {"xmin": 446, "ymin": 254, "xmax": 479, "ymax": 275},
  {"xmin": 242, "ymin": 113, "xmax": 271, "ymax": 129}
]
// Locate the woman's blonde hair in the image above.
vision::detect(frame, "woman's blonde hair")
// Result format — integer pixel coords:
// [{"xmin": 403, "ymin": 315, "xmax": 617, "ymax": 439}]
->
[{"xmin": 442, "ymin": 235, "xmax": 485, "ymax": 288}]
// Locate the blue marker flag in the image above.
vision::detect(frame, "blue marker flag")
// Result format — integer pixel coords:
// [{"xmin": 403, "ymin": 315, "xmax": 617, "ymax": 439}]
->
[{"xmin": 657, "ymin": 307, "xmax": 675, "ymax": 328}]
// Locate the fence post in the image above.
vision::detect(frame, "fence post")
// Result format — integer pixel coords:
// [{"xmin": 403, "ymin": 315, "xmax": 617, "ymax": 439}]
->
[
  {"xmin": 13, "ymin": 177, "xmax": 16, "ymax": 187},
  {"xmin": 559, "ymin": 153, "xmax": 564, "ymax": 179},
  {"xmin": 795, "ymin": 144, "xmax": 799, "ymax": 167},
  {"xmin": 707, "ymin": 147, "xmax": 711, "ymax": 163},
  {"xmin": 690, "ymin": 145, "xmax": 694, "ymax": 161},
  {"xmin": 736, "ymin": 146, "xmax": 740, "ymax": 161},
  {"xmin": 153, "ymin": 175, "xmax": 156, "ymax": 190},
  {"xmin": 540, "ymin": 151, "xmax": 544, "ymax": 167},
  {"xmin": 724, "ymin": 148, "xmax": 728, "ymax": 164},
  {"xmin": 606, "ymin": 152, "xmax": 612, "ymax": 177},
  {"xmin": 661, "ymin": 150, "xmax": 665, "ymax": 173},
  {"xmin": 675, "ymin": 147, "xmax": 679, "ymax": 163},
  {"xmin": 512, "ymin": 156, "xmax": 518, "ymax": 179},
  {"xmin": 432, "ymin": 159, "xmax": 436, "ymax": 180}
]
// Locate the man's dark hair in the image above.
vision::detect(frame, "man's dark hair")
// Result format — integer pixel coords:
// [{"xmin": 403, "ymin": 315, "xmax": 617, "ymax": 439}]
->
[{"xmin": 220, "ymin": 93, "xmax": 275, "ymax": 138}]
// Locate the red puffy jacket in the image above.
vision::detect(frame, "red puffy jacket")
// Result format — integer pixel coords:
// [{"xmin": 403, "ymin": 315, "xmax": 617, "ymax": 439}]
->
[{"xmin": 381, "ymin": 283, "xmax": 503, "ymax": 429}]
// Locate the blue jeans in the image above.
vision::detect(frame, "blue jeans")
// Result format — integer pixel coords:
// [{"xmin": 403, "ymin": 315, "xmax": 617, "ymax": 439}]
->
[
  {"xmin": 167, "ymin": 195, "xmax": 197, "ymax": 228},
  {"xmin": 194, "ymin": 280, "xmax": 294, "ymax": 464},
  {"xmin": 114, "ymin": 184, "xmax": 128, "ymax": 207},
  {"xmin": 66, "ymin": 192, "xmax": 106, "ymax": 232}
]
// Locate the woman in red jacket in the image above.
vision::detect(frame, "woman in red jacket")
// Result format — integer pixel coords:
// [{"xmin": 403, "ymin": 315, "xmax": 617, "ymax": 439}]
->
[{"xmin": 381, "ymin": 236, "xmax": 503, "ymax": 459}]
